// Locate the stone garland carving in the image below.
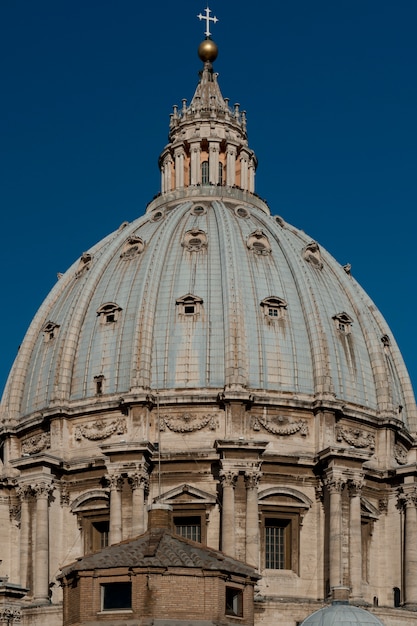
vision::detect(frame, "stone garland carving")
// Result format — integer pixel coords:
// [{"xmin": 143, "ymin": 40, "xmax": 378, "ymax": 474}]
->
[
  {"xmin": 21, "ymin": 432, "xmax": 50, "ymax": 455},
  {"xmin": 75, "ymin": 416, "xmax": 126, "ymax": 441},
  {"xmin": 336, "ymin": 426, "xmax": 375, "ymax": 451},
  {"xmin": 159, "ymin": 413, "xmax": 218, "ymax": 433},
  {"xmin": 252, "ymin": 414, "xmax": 308, "ymax": 437},
  {"xmin": 394, "ymin": 443, "xmax": 408, "ymax": 465}
]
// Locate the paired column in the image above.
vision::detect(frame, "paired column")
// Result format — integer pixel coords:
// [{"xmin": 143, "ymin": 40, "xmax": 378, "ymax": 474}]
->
[
  {"xmin": 32, "ymin": 481, "xmax": 53, "ymax": 603},
  {"xmin": 220, "ymin": 467, "xmax": 238, "ymax": 557},
  {"xmin": 16, "ymin": 484, "xmax": 31, "ymax": 589},
  {"xmin": 348, "ymin": 475, "xmax": 364, "ymax": 600},
  {"xmin": 107, "ymin": 474, "xmax": 124, "ymax": 545},
  {"xmin": 325, "ymin": 472, "xmax": 345, "ymax": 595},
  {"xmin": 128, "ymin": 470, "xmax": 149, "ymax": 537},
  {"xmin": 401, "ymin": 487, "xmax": 417, "ymax": 607},
  {"xmin": 244, "ymin": 467, "xmax": 262, "ymax": 569},
  {"xmin": 226, "ymin": 145, "xmax": 237, "ymax": 187}
]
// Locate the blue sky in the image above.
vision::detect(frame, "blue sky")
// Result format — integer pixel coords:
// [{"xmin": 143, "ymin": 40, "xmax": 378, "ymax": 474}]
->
[{"xmin": 1, "ymin": 1, "xmax": 416, "ymax": 396}]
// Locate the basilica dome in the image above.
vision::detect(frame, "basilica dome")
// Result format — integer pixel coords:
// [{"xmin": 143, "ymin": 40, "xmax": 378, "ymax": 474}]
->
[{"xmin": 0, "ymin": 56, "xmax": 415, "ymax": 434}]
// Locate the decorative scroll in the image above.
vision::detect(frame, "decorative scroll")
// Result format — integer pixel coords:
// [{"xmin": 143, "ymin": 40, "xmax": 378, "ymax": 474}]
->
[
  {"xmin": 75, "ymin": 416, "xmax": 126, "ymax": 441},
  {"xmin": 252, "ymin": 414, "xmax": 308, "ymax": 437},
  {"xmin": 394, "ymin": 443, "xmax": 408, "ymax": 465},
  {"xmin": 336, "ymin": 426, "xmax": 375, "ymax": 450},
  {"xmin": 159, "ymin": 413, "xmax": 218, "ymax": 433},
  {"xmin": 21, "ymin": 432, "xmax": 50, "ymax": 455}
]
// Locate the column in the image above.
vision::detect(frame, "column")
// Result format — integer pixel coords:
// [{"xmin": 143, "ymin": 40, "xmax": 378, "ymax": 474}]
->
[
  {"xmin": 402, "ymin": 488, "xmax": 417, "ymax": 607},
  {"xmin": 240, "ymin": 152, "xmax": 249, "ymax": 191},
  {"xmin": 325, "ymin": 473, "xmax": 345, "ymax": 596},
  {"xmin": 107, "ymin": 474, "xmax": 124, "ymax": 545},
  {"xmin": 190, "ymin": 144, "xmax": 201, "ymax": 185},
  {"xmin": 174, "ymin": 147, "xmax": 185, "ymax": 189},
  {"xmin": 16, "ymin": 485, "xmax": 30, "ymax": 589},
  {"xmin": 129, "ymin": 470, "xmax": 149, "ymax": 537},
  {"xmin": 244, "ymin": 467, "xmax": 262, "ymax": 569},
  {"xmin": 248, "ymin": 158, "xmax": 256, "ymax": 193},
  {"xmin": 220, "ymin": 467, "xmax": 238, "ymax": 557},
  {"xmin": 33, "ymin": 481, "xmax": 53, "ymax": 603},
  {"xmin": 348, "ymin": 475, "xmax": 364, "ymax": 600},
  {"xmin": 226, "ymin": 145, "xmax": 237, "ymax": 187},
  {"xmin": 209, "ymin": 143, "xmax": 220, "ymax": 185}
]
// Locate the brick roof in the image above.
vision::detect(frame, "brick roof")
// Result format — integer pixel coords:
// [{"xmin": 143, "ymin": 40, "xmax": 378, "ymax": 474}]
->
[{"xmin": 59, "ymin": 528, "xmax": 259, "ymax": 580}]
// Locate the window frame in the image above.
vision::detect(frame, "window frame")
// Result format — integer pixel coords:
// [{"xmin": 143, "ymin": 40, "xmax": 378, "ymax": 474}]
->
[
  {"xmin": 101, "ymin": 581, "xmax": 132, "ymax": 612},
  {"xmin": 225, "ymin": 586, "xmax": 243, "ymax": 618},
  {"xmin": 260, "ymin": 508, "xmax": 300, "ymax": 574}
]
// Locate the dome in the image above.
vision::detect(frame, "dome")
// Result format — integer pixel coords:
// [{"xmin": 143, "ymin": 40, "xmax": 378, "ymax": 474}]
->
[
  {"xmin": 0, "ymin": 62, "xmax": 415, "ymax": 432},
  {"xmin": 300, "ymin": 603, "xmax": 385, "ymax": 625},
  {"xmin": 1, "ymin": 188, "xmax": 415, "ymax": 428}
]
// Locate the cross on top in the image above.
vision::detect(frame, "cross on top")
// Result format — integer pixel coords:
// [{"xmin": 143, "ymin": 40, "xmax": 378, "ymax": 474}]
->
[{"xmin": 197, "ymin": 6, "xmax": 219, "ymax": 38}]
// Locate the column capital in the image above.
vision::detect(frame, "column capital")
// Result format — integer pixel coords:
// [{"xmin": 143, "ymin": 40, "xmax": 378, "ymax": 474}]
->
[
  {"xmin": 324, "ymin": 473, "xmax": 345, "ymax": 494},
  {"xmin": 105, "ymin": 474, "xmax": 124, "ymax": 491},
  {"xmin": 348, "ymin": 474, "xmax": 364, "ymax": 496},
  {"xmin": 32, "ymin": 480, "xmax": 54, "ymax": 499},
  {"xmin": 219, "ymin": 468, "xmax": 238, "ymax": 488},
  {"xmin": 128, "ymin": 470, "xmax": 149, "ymax": 492},
  {"xmin": 398, "ymin": 486, "xmax": 417, "ymax": 510},
  {"xmin": 15, "ymin": 483, "xmax": 32, "ymax": 501}
]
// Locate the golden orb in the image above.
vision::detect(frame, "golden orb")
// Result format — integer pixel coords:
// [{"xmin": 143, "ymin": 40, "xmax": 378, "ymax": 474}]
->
[{"xmin": 198, "ymin": 39, "xmax": 218, "ymax": 63}]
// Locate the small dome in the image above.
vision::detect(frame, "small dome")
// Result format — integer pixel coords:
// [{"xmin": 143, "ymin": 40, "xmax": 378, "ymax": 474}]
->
[{"xmin": 300, "ymin": 603, "xmax": 385, "ymax": 625}]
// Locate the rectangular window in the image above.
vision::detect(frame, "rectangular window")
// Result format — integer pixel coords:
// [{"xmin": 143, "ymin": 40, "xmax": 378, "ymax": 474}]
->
[
  {"xmin": 265, "ymin": 518, "xmax": 291, "ymax": 569},
  {"xmin": 174, "ymin": 515, "xmax": 201, "ymax": 543},
  {"xmin": 225, "ymin": 587, "xmax": 243, "ymax": 617},
  {"xmin": 92, "ymin": 520, "xmax": 109, "ymax": 550},
  {"xmin": 101, "ymin": 582, "xmax": 132, "ymax": 611}
]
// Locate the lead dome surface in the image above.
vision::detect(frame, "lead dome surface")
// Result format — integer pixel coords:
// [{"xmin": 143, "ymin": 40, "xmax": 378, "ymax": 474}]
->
[{"xmin": 1, "ymin": 184, "xmax": 415, "ymax": 430}]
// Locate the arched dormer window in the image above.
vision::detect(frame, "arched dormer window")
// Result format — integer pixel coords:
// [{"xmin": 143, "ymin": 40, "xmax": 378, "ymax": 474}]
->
[
  {"xmin": 42, "ymin": 320, "xmax": 60, "ymax": 343},
  {"xmin": 120, "ymin": 236, "xmax": 145, "ymax": 260},
  {"xmin": 333, "ymin": 312, "xmax": 353, "ymax": 335},
  {"xmin": 181, "ymin": 229, "xmax": 208, "ymax": 252},
  {"xmin": 247, "ymin": 230, "xmax": 271, "ymax": 256},
  {"xmin": 75, "ymin": 253, "xmax": 92, "ymax": 278},
  {"xmin": 176, "ymin": 294, "xmax": 203, "ymax": 318},
  {"xmin": 260, "ymin": 297, "xmax": 287, "ymax": 321},
  {"xmin": 97, "ymin": 303, "xmax": 122, "ymax": 325},
  {"xmin": 201, "ymin": 161, "xmax": 209, "ymax": 184}
]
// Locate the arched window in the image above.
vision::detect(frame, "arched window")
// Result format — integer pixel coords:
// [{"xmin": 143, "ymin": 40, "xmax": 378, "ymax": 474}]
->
[{"xmin": 201, "ymin": 160, "xmax": 209, "ymax": 184}]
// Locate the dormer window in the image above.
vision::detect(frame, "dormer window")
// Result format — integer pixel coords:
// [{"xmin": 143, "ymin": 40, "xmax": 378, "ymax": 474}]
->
[
  {"xmin": 176, "ymin": 294, "xmax": 203, "ymax": 319},
  {"xmin": 182, "ymin": 229, "xmax": 208, "ymax": 252},
  {"xmin": 97, "ymin": 303, "xmax": 122, "ymax": 325},
  {"xmin": 333, "ymin": 312, "xmax": 353, "ymax": 335},
  {"xmin": 94, "ymin": 375, "xmax": 104, "ymax": 395},
  {"xmin": 303, "ymin": 241, "xmax": 323, "ymax": 269},
  {"xmin": 260, "ymin": 297, "xmax": 287, "ymax": 321},
  {"xmin": 42, "ymin": 320, "xmax": 60, "ymax": 343},
  {"xmin": 75, "ymin": 253, "xmax": 92, "ymax": 278},
  {"xmin": 247, "ymin": 230, "xmax": 271, "ymax": 255},
  {"xmin": 120, "ymin": 236, "xmax": 145, "ymax": 259},
  {"xmin": 192, "ymin": 204, "xmax": 207, "ymax": 216}
]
